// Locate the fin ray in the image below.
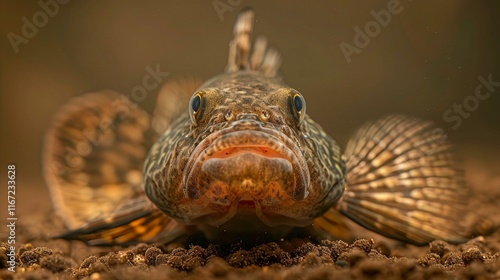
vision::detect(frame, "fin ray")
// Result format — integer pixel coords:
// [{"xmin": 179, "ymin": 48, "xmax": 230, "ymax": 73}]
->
[
  {"xmin": 337, "ymin": 115, "xmax": 468, "ymax": 245},
  {"xmin": 56, "ymin": 197, "xmax": 185, "ymax": 246},
  {"xmin": 226, "ymin": 8, "xmax": 281, "ymax": 76},
  {"xmin": 43, "ymin": 91, "xmax": 157, "ymax": 229}
]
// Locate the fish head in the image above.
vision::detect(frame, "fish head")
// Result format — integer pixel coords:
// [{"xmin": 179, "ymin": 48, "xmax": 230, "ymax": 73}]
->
[{"xmin": 144, "ymin": 71, "xmax": 346, "ymax": 230}]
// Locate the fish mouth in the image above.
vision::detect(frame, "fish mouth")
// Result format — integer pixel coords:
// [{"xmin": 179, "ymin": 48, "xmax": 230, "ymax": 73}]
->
[{"xmin": 181, "ymin": 126, "xmax": 311, "ymax": 227}]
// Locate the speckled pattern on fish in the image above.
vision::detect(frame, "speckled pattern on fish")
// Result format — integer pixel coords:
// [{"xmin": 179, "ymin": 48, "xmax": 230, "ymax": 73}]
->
[{"xmin": 43, "ymin": 8, "xmax": 469, "ymax": 247}]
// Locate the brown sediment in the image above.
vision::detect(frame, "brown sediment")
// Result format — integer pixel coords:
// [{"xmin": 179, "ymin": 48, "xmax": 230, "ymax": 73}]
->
[
  {"xmin": 2, "ymin": 234, "xmax": 500, "ymax": 280},
  {"xmin": 1, "ymin": 192, "xmax": 500, "ymax": 280},
  {"xmin": 1, "ymin": 168, "xmax": 500, "ymax": 280}
]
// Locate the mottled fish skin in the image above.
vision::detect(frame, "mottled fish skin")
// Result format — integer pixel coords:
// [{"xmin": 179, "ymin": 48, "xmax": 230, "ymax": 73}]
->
[
  {"xmin": 141, "ymin": 9, "xmax": 346, "ymax": 241},
  {"xmin": 45, "ymin": 8, "xmax": 468, "ymax": 246},
  {"xmin": 143, "ymin": 71, "xmax": 345, "ymax": 238}
]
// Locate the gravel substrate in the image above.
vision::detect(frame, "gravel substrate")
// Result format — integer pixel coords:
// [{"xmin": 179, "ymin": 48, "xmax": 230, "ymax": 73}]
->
[{"xmin": 1, "ymin": 190, "xmax": 499, "ymax": 280}]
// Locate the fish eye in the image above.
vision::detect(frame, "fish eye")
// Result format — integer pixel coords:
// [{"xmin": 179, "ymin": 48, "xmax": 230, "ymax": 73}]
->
[
  {"xmin": 294, "ymin": 94, "xmax": 303, "ymax": 112},
  {"xmin": 192, "ymin": 94, "xmax": 201, "ymax": 113},
  {"xmin": 189, "ymin": 92, "xmax": 203, "ymax": 124},
  {"xmin": 291, "ymin": 92, "xmax": 306, "ymax": 122}
]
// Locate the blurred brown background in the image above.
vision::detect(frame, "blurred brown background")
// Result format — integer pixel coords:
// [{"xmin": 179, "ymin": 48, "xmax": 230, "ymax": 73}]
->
[{"xmin": 1, "ymin": 1, "xmax": 499, "ymax": 220}]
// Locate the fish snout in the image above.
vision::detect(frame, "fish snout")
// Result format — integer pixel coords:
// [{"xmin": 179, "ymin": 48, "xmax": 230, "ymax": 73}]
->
[{"xmin": 200, "ymin": 153, "xmax": 296, "ymax": 206}]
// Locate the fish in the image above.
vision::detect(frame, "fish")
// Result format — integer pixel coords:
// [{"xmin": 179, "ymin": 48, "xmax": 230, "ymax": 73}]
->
[{"xmin": 43, "ymin": 8, "xmax": 469, "ymax": 246}]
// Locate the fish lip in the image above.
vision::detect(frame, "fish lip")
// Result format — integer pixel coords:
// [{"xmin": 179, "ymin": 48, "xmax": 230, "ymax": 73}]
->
[{"xmin": 182, "ymin": 125, "xmax": 310, "ymax": 200}]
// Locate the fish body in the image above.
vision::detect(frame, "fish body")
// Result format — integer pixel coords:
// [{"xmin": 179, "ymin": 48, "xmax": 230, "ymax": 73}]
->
[
  {"xmin": 143, "ymin": 70, "xmax": 345, "ymax": 243},
  {"xmin": 44, "ymin": 9, "xmax": 468, "ymax": 246}
]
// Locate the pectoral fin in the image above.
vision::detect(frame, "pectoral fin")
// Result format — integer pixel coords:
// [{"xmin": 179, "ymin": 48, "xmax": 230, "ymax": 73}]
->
[
  {"xmin": 43, "ymin": 91, "xmax": 157, "ymax": 229},
  {"xmin": 56, "ymin": 196, "xmax": 185, "ymax": 246},
  {"xmin": 324, "ymin": 115, "xmax": 469, "ymax": 245}
]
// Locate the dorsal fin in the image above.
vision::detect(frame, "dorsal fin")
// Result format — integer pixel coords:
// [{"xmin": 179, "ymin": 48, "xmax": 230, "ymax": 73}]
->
[{"xmin": 226, "ymin": 8, "xmax": 282, "ymax": 76}]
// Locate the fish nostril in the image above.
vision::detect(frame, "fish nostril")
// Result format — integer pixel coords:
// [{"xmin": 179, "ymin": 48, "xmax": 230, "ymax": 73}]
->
[{"xmin": 225, "ymin": 111, "xmax": 234, "ymax": 121}]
